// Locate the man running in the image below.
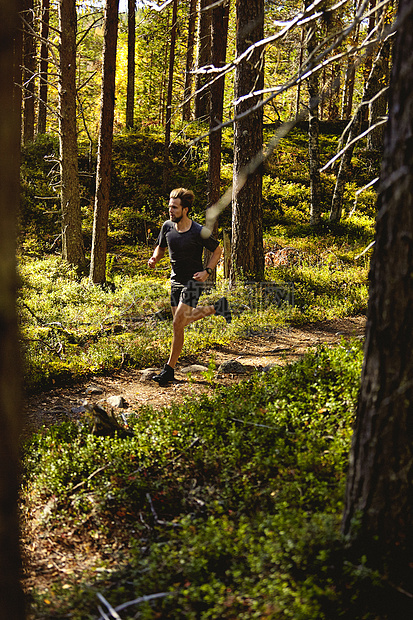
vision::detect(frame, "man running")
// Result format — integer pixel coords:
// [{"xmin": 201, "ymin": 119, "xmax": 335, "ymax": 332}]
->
[{"xmin": 148, "ymin": 187, "xmax": 231, "ymax": 386}]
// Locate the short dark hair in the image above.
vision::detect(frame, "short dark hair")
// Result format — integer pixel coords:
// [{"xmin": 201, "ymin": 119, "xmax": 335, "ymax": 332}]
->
[{"xmin": 170, "ymin": 187, "xmax": 195, "ymax": 214}]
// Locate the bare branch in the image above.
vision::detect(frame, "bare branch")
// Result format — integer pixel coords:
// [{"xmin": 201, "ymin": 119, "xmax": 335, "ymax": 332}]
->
[
  {"xmin": 77, "ymin": 71, "xmax": 98, "ymax": 92},
  {"xmin": 350, "ymin": 177, "xmax": 379, "ymax": 216},
  {"xmin": 182, "ymin": 0, "xmax": 389, "ymax": 146},
  {"xmin": 140, "ymin": 0, "xmax": 174, "ymax": 11},
  {"xmin": 320, "ymin": 104, "xmax": 388, "ymax": 172},
  {"xmin": 97, "ymin": 591, "xmax": 173, "ymax": 618},
  {"xmin": 96, "ymin": 593, "xmax": 122, "ymax": 620},
  {"xmin": 355, "ymin": 241, "xmax": 376, "ymax": 259},
  {"xmin": 77, "ymin": 16, "xmax": 105, "ymax": 48}
]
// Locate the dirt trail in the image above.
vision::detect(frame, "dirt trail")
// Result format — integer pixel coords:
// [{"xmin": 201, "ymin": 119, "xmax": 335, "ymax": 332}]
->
[{"xmin": 23, "ymin": 316, "xmax": 366, "ymax": 434}]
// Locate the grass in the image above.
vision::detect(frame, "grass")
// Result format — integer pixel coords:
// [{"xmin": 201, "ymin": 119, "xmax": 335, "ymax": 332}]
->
[{"xmin": 19, "ymin": 210, "xmax": 371, "ymax": 393}]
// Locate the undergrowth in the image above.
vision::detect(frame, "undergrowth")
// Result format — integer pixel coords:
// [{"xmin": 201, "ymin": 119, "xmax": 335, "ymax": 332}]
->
[
  {"xmin": 20, "ymin": 127, "xmax": 379, "ymax": 618},
  {"xmin": 22, "ymin": 341, "xmax": 388, "ymax": 620},
  {"xmin": 19, "ymin": 228, "xmax": 370, "ymax": 393}
]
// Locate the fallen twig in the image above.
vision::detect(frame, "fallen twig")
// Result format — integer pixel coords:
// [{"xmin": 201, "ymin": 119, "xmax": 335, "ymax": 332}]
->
[
  {"xmin": 69, "ymin": 465, "xmax": 110, "ymax": 495},
  {"xmin": 97, "ymin": 592, "xmax": 122, "ymax": 619},
  {"xmin": 96, "ymin": 591, "xmax": 174, "ymax": 619},
  {"xmin": 146, "ymin": 493, "xmax": 183, "ymax": 528}
]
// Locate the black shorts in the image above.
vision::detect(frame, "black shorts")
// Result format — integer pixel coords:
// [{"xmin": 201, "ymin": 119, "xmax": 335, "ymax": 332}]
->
[{"xmin": 170, "ymin": 279, "xmax": 205, "ymax": 308}]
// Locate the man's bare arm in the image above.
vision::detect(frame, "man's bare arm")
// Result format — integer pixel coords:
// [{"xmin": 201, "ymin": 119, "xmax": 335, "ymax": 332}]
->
[
  {"xmin": 148, "ymin": 245, "xmax": 166, "ymax": 268},
  {"xmin": 193, "ymin": 245, "xmax": 223, "ymax": 282}
]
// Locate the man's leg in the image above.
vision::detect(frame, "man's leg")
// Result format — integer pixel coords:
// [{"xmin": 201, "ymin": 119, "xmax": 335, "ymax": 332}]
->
[
  {"xmin": 153, "ymin": 281, "xmax": 231, "ymax": 386},
  {"xmin": 167, "ymin": 302, "xmax": 215, "ymax": 368}
]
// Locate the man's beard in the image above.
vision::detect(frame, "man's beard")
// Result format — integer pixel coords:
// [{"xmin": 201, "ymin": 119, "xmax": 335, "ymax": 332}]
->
[{"xmin": 172, "ymin": 214, "xmax": 183, "ymax": 223}]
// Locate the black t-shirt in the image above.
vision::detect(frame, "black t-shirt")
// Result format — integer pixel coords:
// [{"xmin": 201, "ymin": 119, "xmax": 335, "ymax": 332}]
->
[{"xmin": 157, "ymin": 220, "xmax": 219, "ymax": 284}]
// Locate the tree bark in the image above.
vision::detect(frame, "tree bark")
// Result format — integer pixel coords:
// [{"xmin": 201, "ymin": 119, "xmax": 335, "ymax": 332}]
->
[
  {"xmin": 0, "ymin": 0, "xmax": 25, "ymax": 617},
  {"xmin": 305, "ymin": 1, "xmax": 322, "ymax": 226},
  {"xmin": 208, "ymin": 0, "xmax": 229, "ymax": 209},
  {"xmin": 22, "ymin": 0, "xmax": 36, "ymax": 144},
  {"xmin": 340, "ymin": 13, "xmax": 359, "ymax": 119},
  {"xmin": 162, "ymin": 0, "xmax": 178, "ymax": 191},
  {"xmin": 343, "ymin": 0, "xmax": 413, "ymax": 585},
  {"xmin": 295, "ymin": 28, "xmax": 305, "ymax": 120},
  {"xmin": 58, "ymin": 0, "xmax": 85, "ymax": 270},
  {"xmin": 230, "ymin": 0, "xmax": 264, "ymax": 284},
  {"xmin": 89, "ymin": 0, "xmax": 119, "ymax": 284},
  {"xmin": 329, "ymin": 42, "xmax": 389, "ymax": 223},
  {"xmin": 204, "ymin": 0, "xmax": 230, "ymax": 280},
  {"xmin": 182, "ymin": 0, "xmax": 197, "ymax": 122},
  {"xmin": 194, "ymin": 0, "xmax": 212, "ymax": 121},
  {"xmin": 126, "ymin": 0, "xmax": 135, "ymax": 129},
  {"xmin": 159, "ymin": 10, "xmax": 169, "ymax": 126},
  {"xmin": 367, "ymin": 38, "xmax": 391, "ymax": 152},
  {"xmin": 37, "ymin": 0, "xmax": 49, "ymax": 135},
  {"xmin": 341, "ymin": 56, "xmax": 356, "ymax": 120},
  {"xmin": 328, "ymin": 62, "xmax": 341, "ymax": 120}
]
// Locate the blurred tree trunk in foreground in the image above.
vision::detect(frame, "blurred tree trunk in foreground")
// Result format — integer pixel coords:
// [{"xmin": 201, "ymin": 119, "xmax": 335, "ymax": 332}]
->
[
  {"xmin": 0, "ymin": 0, "xmax": 26, "ymax": 617},
  {"xmin": 343, "ymin": 0, "xmax": 413, "ymax": 608}
]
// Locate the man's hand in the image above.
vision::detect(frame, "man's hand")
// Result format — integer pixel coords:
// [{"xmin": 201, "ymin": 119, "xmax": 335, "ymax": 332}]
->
[
  {"xmin": 148, "ymin": 246, "xmax": 165, "ymax": 269},
  {"xmin": 193, "ymin": 270, "xmax": 209, "ymax": 282}
]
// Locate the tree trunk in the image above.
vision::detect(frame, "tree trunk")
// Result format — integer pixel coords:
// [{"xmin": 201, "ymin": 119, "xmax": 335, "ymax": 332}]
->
[
  {"xmin": 159, "ymin": 10, "xmax": 169, "ymax": 125},
  {"xmin": 230, "ymin": 0, "xmax": 264, "ymax": 284},
  {"xmin": 329, "ymin": 42, "xmax": 389, "ymax": 223},
  {"xmin": 367, "ymin": 37, "xmax": 391, "ymax": 152},
  {"xmin": 328, "ymin": 62, "xmax": 341, "ymax": 120},
  {"xmin": 162, "ymin": 0, "xmax": 178, "ymax": 191},
  {"xmin": 58, "ymin": 0, "xmax": 85, "ymax": 270},
  {"xmin": 208, "ymin": 0, "xmax": 229, "ymax": 208},
  {"xmin": 194, "ymin": 0, "xmax": 212, "ymax": 121},
  {"xmin": 305, "ymin": 1, "xmax": 322, "ymax": 226},
  {"xmin": 0, "ymin": 1, "xmax": 25, "ymax": 617},
  {"xmin": 182, "ymin": 0, "xmax": 197, "ymax": 122},
  {"xmin": 341, "ymin": 56, "xmax": 356, "ymax": 120},
  {"xmin": 22, "ymin": 0, "xmax": 36, "ymax": 144},
  {"xmin": 126, "ymin": 0, "xmax": 135, "ymax": 129},
  {"xmin": 363, "ymin": 0, "xmax": 377, "ymax": 110},
  {"xmin": 89, "ymin": 0, "xmax": 119, "ymax": 285},
  {"xmin": 37, "ymin": 0, "xmax": 49, "ymax": 135},
  {"xmin": 204, "ymin": 0, "xmax": 230, "ymax": 280},
  {"xmin": 343, "ymin": 0, "xmax": 413, "ymax": 589},
  {"xmin": 295, "ymin": 28, "xmax": 305, "ymax": 120}
]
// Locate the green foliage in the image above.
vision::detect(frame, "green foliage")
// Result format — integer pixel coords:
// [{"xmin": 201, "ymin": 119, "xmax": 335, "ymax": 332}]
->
[
  {"xmin": 20, "ymin": 135, "xmax": 61, "ymax": 251},
  {"xmin": 18, "ymin": 214, "xmax": 371, "ymax": 392},
  {"xmin": 19, "ymin": 124, "xmax": 379, "ymax": 617},
  {"xmin": 23, "ymin": 342, "xmax": 389, "ymax": 620}
]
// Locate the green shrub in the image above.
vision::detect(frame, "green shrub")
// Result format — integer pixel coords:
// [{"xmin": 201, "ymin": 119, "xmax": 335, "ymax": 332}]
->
[{"xmin": 23, "ymin": 343, "xmax": 370, "ymax": 619}]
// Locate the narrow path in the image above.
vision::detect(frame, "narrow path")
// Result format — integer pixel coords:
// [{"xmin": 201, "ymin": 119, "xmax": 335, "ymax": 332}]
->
[{"xmin": 23, "ymin": 317, "xmax": 366, "ymax": 435}]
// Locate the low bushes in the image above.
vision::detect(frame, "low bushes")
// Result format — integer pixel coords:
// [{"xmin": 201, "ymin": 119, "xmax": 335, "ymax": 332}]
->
[
  {"xmin": 22, "ymin": 342, "xmax": 389, "ymax": 620},
  {"xmin": 24, "ymin": 342, "xmax": 368, "ymax": 620}
]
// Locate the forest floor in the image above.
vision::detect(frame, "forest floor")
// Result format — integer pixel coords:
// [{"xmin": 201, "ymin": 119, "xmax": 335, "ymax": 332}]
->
[
  {"xmin": 21, "ymin": 315, "xmax": 366, "ymax": 606},
  {"xmin": 23, "ymin": 316, "xmax": 366, "ymax": 436}
]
